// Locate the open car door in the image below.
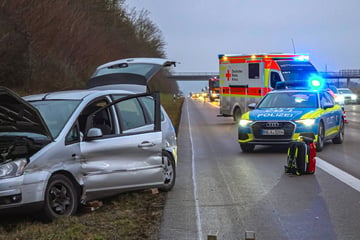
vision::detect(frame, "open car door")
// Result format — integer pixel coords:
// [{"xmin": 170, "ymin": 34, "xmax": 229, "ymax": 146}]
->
[{"xmin": 80, "ymin": 92, "xmax": 163, "ymax": 201}]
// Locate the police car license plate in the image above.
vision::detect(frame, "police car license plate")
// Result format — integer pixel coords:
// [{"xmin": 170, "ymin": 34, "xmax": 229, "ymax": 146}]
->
[{"xmin": 262, "ymin": 129, "xmax": 284, "ymax": 135}]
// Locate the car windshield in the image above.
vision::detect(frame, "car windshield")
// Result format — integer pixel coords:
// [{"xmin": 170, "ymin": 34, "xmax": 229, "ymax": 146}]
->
[
  {"xmin": 30, "ymin": 100, "xmax": 81, "ymax": 138},
  {"xmin": 258, "ymin": 92, "xmax": 318, "ymax": 108},
  {"xmin": 277, "ymin": 60, "xmax": 318, "ymax": 81}
]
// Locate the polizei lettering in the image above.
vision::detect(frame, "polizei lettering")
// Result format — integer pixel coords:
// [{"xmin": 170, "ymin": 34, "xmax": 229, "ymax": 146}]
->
[
  {"xmin": 257, "ymin": 112, "xmax": 294, "ymax": 118},
  {"xmin": 256, "ymin": 108, "xmax": 295, "ymax": 118}
]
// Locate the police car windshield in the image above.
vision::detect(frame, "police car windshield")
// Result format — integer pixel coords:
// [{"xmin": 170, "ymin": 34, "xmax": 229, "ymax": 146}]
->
[
  {"xmin": 258, "ymin": 92, "xmax": 318, "ymax": 108},
  {"xmin": 278, "ymin": 61, "xmax": 318, "ymax": 81}
]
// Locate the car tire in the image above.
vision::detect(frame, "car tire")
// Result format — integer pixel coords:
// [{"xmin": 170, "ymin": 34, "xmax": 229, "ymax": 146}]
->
[
  {"xmin": 43, "ymin": 174, "xmax": 79, "ymax": 220},
  {"xmin": 240, "ymin": 143, "xmax": 255, "ymax": 153},
  {"xmin": 316, "ymin": 122, "xmax": 325, "ymax": 152},
  {"xmin": 332, "ymin": 119, "xmax": 345, "ymax": 144},
  {"xmin": 233, "ymin": 107, "xmax": 242, "ymax": 123},
  {"xmin": 159, "ymin": 151, "xmax": 176, "ymax": 192}
]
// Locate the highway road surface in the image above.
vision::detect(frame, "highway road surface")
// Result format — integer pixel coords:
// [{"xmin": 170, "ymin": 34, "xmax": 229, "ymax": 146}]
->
[{"xmin": 160, "ymin": 99, "xmax": 360, "ymax": 240}]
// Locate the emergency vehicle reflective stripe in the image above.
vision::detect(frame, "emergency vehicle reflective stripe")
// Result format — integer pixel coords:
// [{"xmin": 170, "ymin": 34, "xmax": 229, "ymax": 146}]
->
[
  {"xmin": 220, "ymin": 87, "xmax": 271, "ymax": 97},
  {"xmin": 300, "ymin": 104, "xmax": 342, "ymax": 119},
  {"xmin": 241, "ymin": 112, "xmax": 250, "ymax": 120}
]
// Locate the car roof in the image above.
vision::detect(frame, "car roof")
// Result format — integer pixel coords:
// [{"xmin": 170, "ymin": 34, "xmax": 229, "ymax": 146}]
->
[{"xmin": 23, "ymin": 89, "xmax": 135, "ymax": 101}]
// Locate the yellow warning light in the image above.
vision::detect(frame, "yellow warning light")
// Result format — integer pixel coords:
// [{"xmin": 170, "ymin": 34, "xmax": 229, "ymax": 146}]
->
[
  {"xmin": 251, "ymin": 55, "xmax": 256, "ymax": 59},
  {"xmin": 223, "ymin": 56, "xmax": 228, "ymax": 61}
]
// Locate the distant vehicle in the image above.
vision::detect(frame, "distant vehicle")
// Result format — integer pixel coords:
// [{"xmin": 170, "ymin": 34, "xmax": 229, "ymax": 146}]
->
[
  {"xmin": 0, "ymin": 58, "xmax": 177, "ymax": 220},
  {"xmin": 208, "ymin": 77, "xmax": 220, "ymax": 101},
  {"xmin": 218, "ymin": 53, "xmax": 319, "ymax": 122},
  {"xmin": 337, "ymin": 88, "xmax": 358, "ymax": 104},
  {"xmin": 238, "ymin": 80, "xmax": 345, "ymax": 153}
]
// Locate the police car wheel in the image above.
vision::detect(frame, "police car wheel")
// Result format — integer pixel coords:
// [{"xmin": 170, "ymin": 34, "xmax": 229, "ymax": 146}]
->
[
  {"xmin": 332, "ymin": 119, "xmax": 344, "ymax": 144},
  {"xmin": 240, "ymin": 144, "xmax": 255, "ymax": 153},
  {"xmin": 316, "ymin": 122, "xmax": 325, "ymax": 152}
]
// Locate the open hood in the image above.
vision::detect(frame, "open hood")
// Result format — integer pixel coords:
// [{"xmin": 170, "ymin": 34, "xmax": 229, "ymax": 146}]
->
[
  {"xmin": 88, "ymin": 58, "xmax": 176, "ymax": 92},
  {"xmin": 0, "ymin": 87, "xmax": 53, "ymax": 139}
]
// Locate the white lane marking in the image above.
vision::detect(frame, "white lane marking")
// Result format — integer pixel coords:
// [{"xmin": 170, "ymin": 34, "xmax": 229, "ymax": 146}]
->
[
  {"xmin": 316, "ymin": 157, "xmax": 360, "ymax": 192},
  {"xmin": 186, "ymin": 99, "xmax": 203, "ymax": 240}
]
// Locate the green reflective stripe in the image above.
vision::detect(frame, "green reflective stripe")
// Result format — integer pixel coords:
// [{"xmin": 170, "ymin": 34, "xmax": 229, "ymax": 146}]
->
[
  {"xmin": 242, "ymin": 111, "xmax": 250, "ymax": 120},
  {"xmin": 306, "ymin": 152, "xmax": 309, "ymax": 163}
]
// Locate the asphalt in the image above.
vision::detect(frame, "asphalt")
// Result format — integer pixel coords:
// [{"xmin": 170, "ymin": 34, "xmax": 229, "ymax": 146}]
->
[{"xmin": 158, "ymin": 103, "xmax": 359, "ymax": 240}]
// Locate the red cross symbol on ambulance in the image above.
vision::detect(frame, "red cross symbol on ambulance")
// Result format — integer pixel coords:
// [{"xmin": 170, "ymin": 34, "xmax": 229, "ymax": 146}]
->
[{"xmin": 226, "ymin": 69, "xmax": 232, "ymax": 81}]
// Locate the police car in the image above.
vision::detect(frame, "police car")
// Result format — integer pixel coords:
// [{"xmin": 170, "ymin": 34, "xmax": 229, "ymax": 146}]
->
[{"xmin": 238, "ymin": 80, "xmax": 345, "ymax": 152}]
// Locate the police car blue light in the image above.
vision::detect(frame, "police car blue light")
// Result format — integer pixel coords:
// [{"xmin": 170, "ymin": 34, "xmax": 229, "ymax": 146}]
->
[{"xmin": 238, "ymin": 88, "xmax": 345, "ymax": 153}]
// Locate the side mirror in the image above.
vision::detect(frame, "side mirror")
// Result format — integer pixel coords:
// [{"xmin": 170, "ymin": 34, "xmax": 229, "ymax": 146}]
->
[
  {"xmin": 85, "ymin": 128, "xmax": 103, "ymax": 141},
  {"xmin": 248, "ymin": 103, "xmax": 257, "ymax": 110}
]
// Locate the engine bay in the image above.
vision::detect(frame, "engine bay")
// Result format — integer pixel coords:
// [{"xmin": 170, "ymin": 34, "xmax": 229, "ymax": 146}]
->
[{"xmin": 0, "ymin": 136, "xmax": 48, "ymax": 163}]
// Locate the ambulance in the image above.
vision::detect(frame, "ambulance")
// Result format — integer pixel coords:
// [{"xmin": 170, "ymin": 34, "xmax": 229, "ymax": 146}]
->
[{"xmin": 218, "ymin": 53, "xmax": 319, "ymax": 122}]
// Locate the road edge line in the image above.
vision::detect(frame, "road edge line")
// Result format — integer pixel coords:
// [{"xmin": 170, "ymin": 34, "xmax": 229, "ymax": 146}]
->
[
  {"xmin": 186, "ymin": 99, "xmax": 203, "ymax": 240},
  {"xmin": 316, "ymin": 157, "xmax": 360, "ymax": 192}
]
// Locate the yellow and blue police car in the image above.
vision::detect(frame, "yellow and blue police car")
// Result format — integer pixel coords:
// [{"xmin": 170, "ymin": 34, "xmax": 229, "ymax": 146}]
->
[{"xmin": 238, "ymin": 80, "xmax": 345, "ymax": 153}]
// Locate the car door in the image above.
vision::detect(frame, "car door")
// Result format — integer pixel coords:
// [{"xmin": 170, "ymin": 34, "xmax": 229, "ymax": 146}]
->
[
  {"xmin": 80, "ymin": 93, "xmax": 163, "ymax": 201},
  {"xmin": 320, "ymin": 91, "xmax": 338, "ymax": 136}
]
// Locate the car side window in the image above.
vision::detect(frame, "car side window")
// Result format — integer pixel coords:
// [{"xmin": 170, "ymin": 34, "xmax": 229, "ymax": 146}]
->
[
  {"xmin": 65, "ymin": 124, "xmax": 80, "ymax": 145},
  {"xmin": 139, "ymin": 96, "xmax": 164, "ymax": 122},
  {"xmin": 79, "ymin": 99, "xmax": 115, "ymax": 136},
  {"xmin": 324, "ymin": 92, "xmax": 335, "ymax": 105},
  {"xmin": 320, "ymin": 92, "xmax": 334, "ymax": 107},
  {"xmin": 270, "ymin": 72, "xmax": 281, "ymax": 89},
  {"xmin": 115, "ymin": 98, "xmax": 146, "ymax": 131}
]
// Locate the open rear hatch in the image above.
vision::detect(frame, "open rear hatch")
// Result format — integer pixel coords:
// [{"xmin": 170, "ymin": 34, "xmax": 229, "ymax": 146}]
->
[{"xmin": 88, "ymin": 58, "xmax": 176, "ymax": 93}]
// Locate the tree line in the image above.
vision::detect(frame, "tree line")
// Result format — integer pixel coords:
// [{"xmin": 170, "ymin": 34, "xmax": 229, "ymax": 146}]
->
[{"xmin": 0, "ymin": 0, "xmax": 178, "ymax": 94}]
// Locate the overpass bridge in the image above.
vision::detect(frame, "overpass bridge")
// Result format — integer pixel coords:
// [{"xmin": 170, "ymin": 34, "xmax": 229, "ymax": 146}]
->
[{"xmin": 167, "ymin": 72, "xmax": 218, "ymax": 81}]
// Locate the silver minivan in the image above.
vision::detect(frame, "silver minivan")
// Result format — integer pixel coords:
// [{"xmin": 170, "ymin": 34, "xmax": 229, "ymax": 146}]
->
[{"xmin": 0, "ymin": 58, "xmax": 177, "ymax": 220}]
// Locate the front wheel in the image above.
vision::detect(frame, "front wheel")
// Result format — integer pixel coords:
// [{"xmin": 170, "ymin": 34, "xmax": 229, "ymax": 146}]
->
[
  {"xmin": 159, "ymin": 151, "xmax": 176, "ymax": 192},
  {"xmin": 316, "ymin": 122, "xmax": 325, "ymax": 152},
  {"xmin": 43, "ymin": 174, "xmax": 79, "ymax": 221},
  {"xmin": 233, "ymin": 107, "xmax": 242, "ymax": 123},
  {"xmin": 332, "ymin": 119, "xmax": 344, "ymax": 144}
]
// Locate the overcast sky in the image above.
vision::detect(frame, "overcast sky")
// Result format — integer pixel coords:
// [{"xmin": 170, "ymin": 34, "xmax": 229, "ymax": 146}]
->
[{"xmin": 126, "ymin": 0, "xmax": 360, "ymax": 73}]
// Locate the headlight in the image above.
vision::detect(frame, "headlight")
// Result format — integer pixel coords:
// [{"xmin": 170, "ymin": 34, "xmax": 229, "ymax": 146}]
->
[
  {"xmin": 295, "ymin": 119, "xmax": 316, "ymax": 126},
  {"xmin": 335, "ymin": 95, "xmax": 344, "ymax": 103},
  {"xmin": 239, "ymin": 119, "xmax": 253, "ymax": 127},
  {"xmin": 0, "ymin": 159, "xmax": 28, "ymax": 179},
  {"xmin": 351, "ymin": 95, "xmax": 357, "ymax": 100}
]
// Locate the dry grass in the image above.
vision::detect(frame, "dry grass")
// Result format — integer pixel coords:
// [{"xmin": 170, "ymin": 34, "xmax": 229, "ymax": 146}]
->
[{"xmin": 0, "ymin": 191, "xmax": 166, "ymax": 240}]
